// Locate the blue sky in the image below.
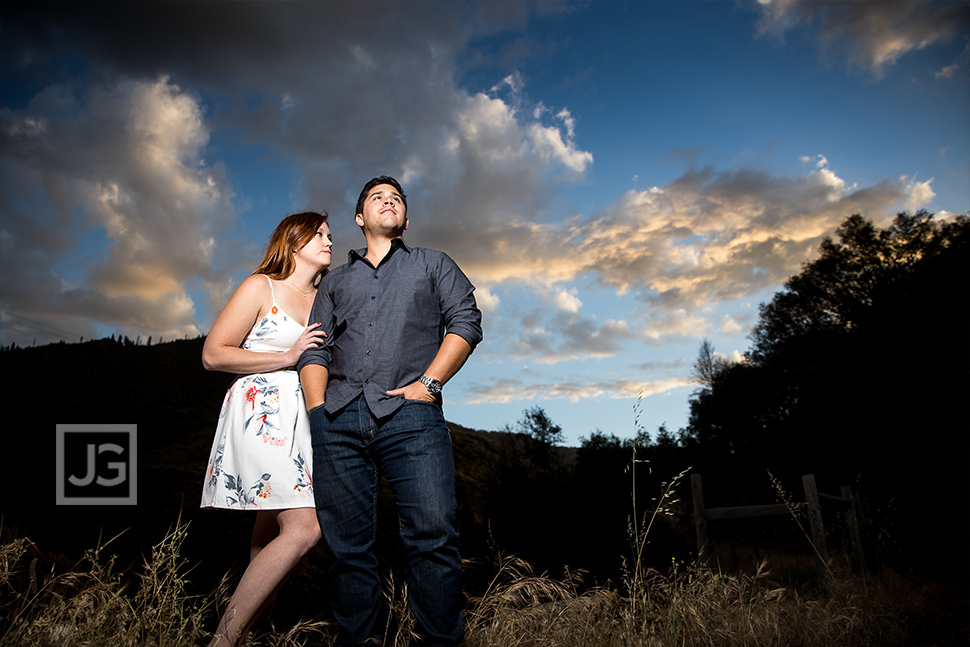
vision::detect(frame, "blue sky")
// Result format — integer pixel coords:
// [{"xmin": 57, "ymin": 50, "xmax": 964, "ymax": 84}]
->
[{"xmin": 2, "ymin": 1, "xmax": 968, "ymax": 446}]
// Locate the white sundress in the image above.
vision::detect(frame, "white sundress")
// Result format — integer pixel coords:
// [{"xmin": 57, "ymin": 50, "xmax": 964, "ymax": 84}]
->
[{"xmin": 200, "ymin": 276, "xmax": 314, "ymax": 510}]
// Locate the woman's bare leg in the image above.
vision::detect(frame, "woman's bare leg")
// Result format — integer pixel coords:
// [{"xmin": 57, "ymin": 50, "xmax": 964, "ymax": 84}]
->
[
  {"xmin": 208, "ymin": 508, "xmax": 321, "ymax": 647},
  {"xmin": 242, "ymin": 512, "xmax": 287, "ymax": 637}
]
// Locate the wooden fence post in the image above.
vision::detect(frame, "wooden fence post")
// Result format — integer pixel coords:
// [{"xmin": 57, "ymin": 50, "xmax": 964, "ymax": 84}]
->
[
  {"xmin": 841, "ymin": 485, "xmax": 867, "ymax": 573},
  {"xmin": 691, "ymin": 473, "xmax": 711, "ymax": 564},
  {"xmin": 802, "ymin": 473, "xmax": 829, "ymax": 578},
  {"xmin": 691, "ymin": 473, "xmax": 865, "ymax": 578}
]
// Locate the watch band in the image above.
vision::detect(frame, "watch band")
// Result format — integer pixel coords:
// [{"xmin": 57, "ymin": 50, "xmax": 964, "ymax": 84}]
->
[{"xmin": 419, "ymin": 375, "xmax": 443, "ymax": 395}]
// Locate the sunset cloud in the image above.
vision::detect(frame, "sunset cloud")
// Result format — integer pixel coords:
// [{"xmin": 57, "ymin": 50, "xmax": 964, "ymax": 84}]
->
[
  {"xmin": 754, "ymin": 0, "xmax": 969, "ymax": 77},
  {"xmin": 465, "ymin": 374, "xmax": 692, "ymax": 405},
  {"xmin": 459, "ymin": 159, "xmax": 932, "ymax": 305},
  {"xmin": 0, "ymin": 77, "xmax": 238, "ymax": 343}
]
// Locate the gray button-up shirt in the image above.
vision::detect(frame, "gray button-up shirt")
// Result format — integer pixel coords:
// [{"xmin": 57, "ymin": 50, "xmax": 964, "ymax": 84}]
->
[{"xmin": 297, "ymin": 238, "xmax": 483, "ymax": 419}]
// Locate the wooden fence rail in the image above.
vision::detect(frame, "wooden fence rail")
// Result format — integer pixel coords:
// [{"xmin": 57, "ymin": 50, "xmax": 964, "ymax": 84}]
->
[{"xmin": 691, "ymin": 473, "xmax": 867, "ymax": 578}]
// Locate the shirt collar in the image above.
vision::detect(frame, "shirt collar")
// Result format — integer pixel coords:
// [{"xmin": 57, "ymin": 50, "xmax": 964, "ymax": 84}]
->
[{"xmin": 348, "ymin": 237, "xmax": 411, "ymax": 264}]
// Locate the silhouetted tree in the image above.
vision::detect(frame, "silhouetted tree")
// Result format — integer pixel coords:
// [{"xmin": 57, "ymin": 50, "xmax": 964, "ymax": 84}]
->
[
  {"xmin": 683, "ymin": 211, "xmax": 970, "ymax": 576},
  {"xmin": 690, "ymin": 338, "xmax": 732, "ymax": 392},
  {"xmin": 748, "ymin": 211, "xmax": 966, "ymax": 364},
  {"xmin": 516, "ymin": 405, "xmax": 564, "ymax": 471},
  {"xmin": 518, "ymin": 405, "xmax": 564, "ymax": 446}
]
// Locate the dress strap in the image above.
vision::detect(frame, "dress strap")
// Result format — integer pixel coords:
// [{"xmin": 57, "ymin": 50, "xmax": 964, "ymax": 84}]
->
[{"xmin": 263, "ymin": 274, "xmax": 278, "ymax": 305}]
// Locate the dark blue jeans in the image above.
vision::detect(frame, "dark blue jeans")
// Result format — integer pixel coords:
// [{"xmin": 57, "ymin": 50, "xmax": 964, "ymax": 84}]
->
[{"xmin": 310, "ymin": 396, "xmax": 464, "ymax": 646}]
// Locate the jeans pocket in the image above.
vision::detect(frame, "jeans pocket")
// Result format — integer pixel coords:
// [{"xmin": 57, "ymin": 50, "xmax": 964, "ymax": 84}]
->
[
  {"xmin": 307, "ymin": 402, "xmax": 327, "ymax": 417},
  {"xmin": 404, "ymin": 398, "xmax": 442, "ymax": 411}
]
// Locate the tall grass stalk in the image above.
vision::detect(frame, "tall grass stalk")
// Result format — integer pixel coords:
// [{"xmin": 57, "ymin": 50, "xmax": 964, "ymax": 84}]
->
[
  {"xmin": 624, "ymin": 395, "xmax": 691, "ymax": 599},
  {"xmin": 767, "ymin": 470, "xmax": 837, "ymax": 583},
  {"xmin": 0, "ymin": 520, "xmax": 330, "ymax": 647}
]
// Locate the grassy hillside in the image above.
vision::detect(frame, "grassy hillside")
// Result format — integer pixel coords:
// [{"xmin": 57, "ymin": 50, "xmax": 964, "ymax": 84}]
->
[
  {"xmin": 0, "ymin": 337, "xmax": 574, "ymax": 622},
  {"xmin": 2, "ymin": 338, "xmax": 966, "ymax": 645}
]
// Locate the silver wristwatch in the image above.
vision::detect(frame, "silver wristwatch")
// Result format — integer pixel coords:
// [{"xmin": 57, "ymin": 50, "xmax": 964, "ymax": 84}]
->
[{"xmin": 419, "ymin": 375, "xmax": 443, "ymax": 395}]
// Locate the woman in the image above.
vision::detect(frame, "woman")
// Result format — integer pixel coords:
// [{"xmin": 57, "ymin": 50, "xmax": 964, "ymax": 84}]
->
[{"xmin": 200, "ymin": 211, "xmax": 331, "ymax": 647}]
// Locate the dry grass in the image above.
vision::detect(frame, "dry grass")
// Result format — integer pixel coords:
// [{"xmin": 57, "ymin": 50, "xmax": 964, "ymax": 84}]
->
[
  {"xmin": 0, "ymin": 501, "xmax": 951, "ymax": 647},
  {"xmin": 0, "ymin": 524, "xmax": 204, "ymax": 647},
  {"xmin": 454, "ymin": 551, "xmax": 931, "ymax": 647},
  {"xmin": 448, "ymin": 455, "xmax": 926, "ymax": 647},
  {"xmin": 0, "ymin": 522, "xmax": 945, "ymax": 646},
  {"xmin": 464, "ymin": 555, "xmax": 620, "ymax": 646},
  {"xmin": 0, "ymin": 522, "xmax": 331, "ymax": 647}
]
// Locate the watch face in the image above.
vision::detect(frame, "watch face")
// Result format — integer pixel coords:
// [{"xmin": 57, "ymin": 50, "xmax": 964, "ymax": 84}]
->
[{"xmin": 421, "ymin": 376, "xmax": 441, "ymax": 393}]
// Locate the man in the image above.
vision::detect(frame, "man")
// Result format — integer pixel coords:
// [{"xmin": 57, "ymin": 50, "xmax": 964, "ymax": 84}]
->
[{"xmin": 298, "ymin": 175, "xmax": 482, "ymax": 646}]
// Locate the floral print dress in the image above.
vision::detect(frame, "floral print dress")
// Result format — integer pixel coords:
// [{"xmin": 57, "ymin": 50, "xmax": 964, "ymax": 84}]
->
[{"xmin": 200, "ymin": 276, "xmax": 314, "ymax": 510}]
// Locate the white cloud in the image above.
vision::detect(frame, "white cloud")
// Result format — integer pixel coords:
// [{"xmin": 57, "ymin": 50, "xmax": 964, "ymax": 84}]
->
[
  {"xmin": 902, "ymin": 176, "xmax": 936, "ymax": 211},
  {"xmin": 0, "ymin": 77, "xmax": 238, "ymax": 344},
  {"xmin": 935, "ymin": 63, "xmax": 960, "ymax": 79},
  {"xmin": 556, "ymin": 107, "xmax": 576, "ymax": 139},
  {"xmin": 527, "ymin": 121, "xmax": 593, "ymax": 173},
  {"xmin": 549, "ymin": 287, "xmax": 582, "ymax": 313},
  {"xmin": 476, "ymin": 284, "xmax": 632, "ymax": 366},
  {"xmin": 475, "ymin": 286, "xmax": 501, "ymax": 316},
  {"xmin": 642, "ymin": 309, "xmax": 711, "ymax": 342},
  {"xmin": 493, "ymin": 72, "xmax": 525, "ymax": 95},
  {"xmin": 718, "ymin": 314, "xmax": 744, "ymax": 336},
  {"xmin": 754, "ymin": 0, "xmax": 968, "ymax": 78},
  {"xmin": 465, "ymin": 374, "xmax": 692, "ymax": 405},
  {"xmin": 508, "ymin": 313, "xmax": 631, "ymax": 365}
]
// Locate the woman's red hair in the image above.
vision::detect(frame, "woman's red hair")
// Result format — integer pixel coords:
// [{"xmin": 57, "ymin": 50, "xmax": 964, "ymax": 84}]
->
[{"xmin": 253, "ymin": 211, "xmax": 329, "ymax": 282}]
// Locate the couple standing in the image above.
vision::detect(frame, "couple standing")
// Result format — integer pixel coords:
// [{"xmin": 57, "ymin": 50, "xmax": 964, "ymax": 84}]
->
[{"xmin": 200, "ymin": 176, "xmax": 483, "ymax": 647}]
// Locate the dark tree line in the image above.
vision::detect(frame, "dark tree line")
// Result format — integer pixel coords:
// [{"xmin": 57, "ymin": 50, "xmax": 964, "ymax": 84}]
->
[
  {"xmin": 482, "ymin": 405, "xmax": 695, "ymax": 586},
  {"xmin": 487, "ymin": 211, "xmax": 968, "ymax": 583},
  {"xmin": 680, "ymin": 211, "xmax": 969, "ymax": 576}
]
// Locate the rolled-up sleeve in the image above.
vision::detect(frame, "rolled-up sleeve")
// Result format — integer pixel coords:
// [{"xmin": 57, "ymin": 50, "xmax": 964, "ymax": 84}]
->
[{"xmin": 436, "ymin": 253, "xmax": 483, "ymax": 351}]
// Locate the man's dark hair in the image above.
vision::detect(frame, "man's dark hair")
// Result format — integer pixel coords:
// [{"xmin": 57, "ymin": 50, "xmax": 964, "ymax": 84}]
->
[{"xmin": 355, "ymin": 175, "xmax": 408, "ymax": 218}]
